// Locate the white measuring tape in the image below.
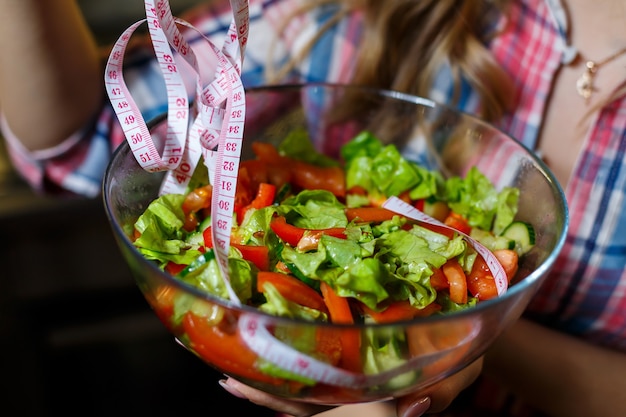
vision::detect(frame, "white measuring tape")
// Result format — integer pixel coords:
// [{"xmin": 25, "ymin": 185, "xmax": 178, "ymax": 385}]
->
[
  {"xmin": 105, "ymin": 0, "xmax": 248, "ymax": 304},
  {"xmin": 104, "ymin": 1, "xmax": 505, "ymax": 388}
]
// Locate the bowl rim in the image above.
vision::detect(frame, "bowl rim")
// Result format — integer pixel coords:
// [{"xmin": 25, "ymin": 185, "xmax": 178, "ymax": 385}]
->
[{"xmin": 102, "ymin": 81, "xmax": 570, "ymax": 328}]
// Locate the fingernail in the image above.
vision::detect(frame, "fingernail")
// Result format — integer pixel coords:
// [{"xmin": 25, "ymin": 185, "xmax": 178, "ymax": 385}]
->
[
  {"xmin": 402, "ymin": 397, "xmax": 431, "ymax": 417},
  {"xmin": 218, "ymin": 379, "xmax": 247, "ymax": 399}
]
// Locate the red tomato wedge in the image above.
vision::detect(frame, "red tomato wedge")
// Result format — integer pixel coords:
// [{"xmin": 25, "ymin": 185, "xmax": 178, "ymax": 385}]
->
[
  {"xmin": 493, "ymin": 249, "xmax": 519, "ymax": 282},
  {"xmin": 320, "ymin": 282, "xmax": 361, "ymax": 372},
  {"xmin": 257, "ymin": 271, "xmax": 329, "ymax": 315},
  {"xmin": 429, "ymin": 267, "xmax": 449, "ymax": 291},
  {"xmin": 466, "ymin": 255, "xmax": 498, "ymax": 301},
  {"xmin": 442, "ymin": 258, "xmax": 468, "ymax": 304}
]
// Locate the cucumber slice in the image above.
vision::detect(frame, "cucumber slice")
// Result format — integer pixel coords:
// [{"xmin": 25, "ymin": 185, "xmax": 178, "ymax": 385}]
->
[
  {"xmin": 186, "ymin": 230, "xmax": 205, "ymax": 246},
  {"xmin": 501, "ymin": 221, "xmax": 535, "ymax": 255},
  {"xmin": 470, "ymin": 228, "xmax": 515, "ymax": 251},
  {"xmin": 198, "ymin": 215, "xmax": 212, "ymax": 232}
]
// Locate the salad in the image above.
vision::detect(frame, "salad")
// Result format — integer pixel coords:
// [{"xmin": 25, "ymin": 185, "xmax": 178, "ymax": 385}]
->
[{"xmin": 130, "ymin": 129, "xmax": 535, "ymax": 389}]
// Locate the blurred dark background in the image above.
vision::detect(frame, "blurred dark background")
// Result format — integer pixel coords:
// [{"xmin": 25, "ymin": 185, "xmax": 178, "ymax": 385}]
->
[{"xmin": 0, "ymin": 1, "xmax": 275, "ymax": 415}]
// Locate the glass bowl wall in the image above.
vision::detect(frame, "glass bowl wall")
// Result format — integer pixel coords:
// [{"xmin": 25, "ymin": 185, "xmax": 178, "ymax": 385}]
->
[{"xmin": 103, "ymin": 83, "xmax": 568, "ymax": 404}]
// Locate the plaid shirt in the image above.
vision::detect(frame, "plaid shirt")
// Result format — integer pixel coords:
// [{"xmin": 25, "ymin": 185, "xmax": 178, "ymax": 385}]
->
[{"xmin": 4, "ymin": 0, "xmax": 625, "ymax": 414}]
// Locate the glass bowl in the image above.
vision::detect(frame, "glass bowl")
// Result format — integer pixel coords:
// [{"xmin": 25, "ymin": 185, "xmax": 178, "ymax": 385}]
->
[{"xmin": 103, "ymin": 83, "xmax": 568, "ymax": 404}]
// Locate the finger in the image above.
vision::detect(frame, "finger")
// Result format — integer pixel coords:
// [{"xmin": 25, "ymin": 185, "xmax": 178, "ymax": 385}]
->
[
  {"xmin": 219, "ymin": 377, "xmax": 333, "ymax": 417},
  {"xmin": 396, "ymin": 357, "xmax": 484, "ymax": 416}
]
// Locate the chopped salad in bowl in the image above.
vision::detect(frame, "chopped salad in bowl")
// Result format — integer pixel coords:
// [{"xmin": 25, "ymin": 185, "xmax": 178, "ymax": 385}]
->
[{"xmin": 103, "ymin": 83, "xmax": 568, "ymax": 404}]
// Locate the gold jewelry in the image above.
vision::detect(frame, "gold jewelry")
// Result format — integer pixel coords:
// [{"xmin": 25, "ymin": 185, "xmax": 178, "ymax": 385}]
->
[{"xmin": 576, "ymin": 46, "xmax": 626, "ymax": 101}]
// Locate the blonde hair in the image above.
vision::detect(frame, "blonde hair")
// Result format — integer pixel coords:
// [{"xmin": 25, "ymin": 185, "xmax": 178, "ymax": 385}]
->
[{"xmin": 269, "ymin": 0, "xmax": 516, "ymax": 122}]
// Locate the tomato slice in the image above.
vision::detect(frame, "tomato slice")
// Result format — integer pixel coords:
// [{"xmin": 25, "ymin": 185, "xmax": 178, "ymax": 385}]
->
[
  {"xmin": 442, "ymin": 258, "xmax": 468, "ymax": 304},
  {"xmin": 257, "ymin": 271, "xmax": 329, "ymax": 315},
  {"xmin": 466, "ymin": 255, "xmax": 498, "ymax": 300},
  {"xmin": 429, "ymin": 267, "xmax": 449, "ymax": 291},
  {"xmin": 493, "ymin": 249, "xmax": 519, "ymax": 282}
]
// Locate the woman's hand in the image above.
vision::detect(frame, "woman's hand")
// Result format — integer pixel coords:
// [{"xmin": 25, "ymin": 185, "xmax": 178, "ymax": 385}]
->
[{"xmin": 218, "ymin": 357, "xmax": 483, "ymax": 417}]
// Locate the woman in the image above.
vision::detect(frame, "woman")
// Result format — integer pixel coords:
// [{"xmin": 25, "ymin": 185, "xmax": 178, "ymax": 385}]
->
[{"xmin": 1, "ymin": 1, "xmax": 625, "ymax": 416}]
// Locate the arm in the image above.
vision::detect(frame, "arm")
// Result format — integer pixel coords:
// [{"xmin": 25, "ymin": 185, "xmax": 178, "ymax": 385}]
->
[
  {"xmin": 0, "ymin": 0, "xmax": 103, "ymax": 151},
  {"xmin": 484, "ymin": 318, "xmax": 626, "ymax": 417}
]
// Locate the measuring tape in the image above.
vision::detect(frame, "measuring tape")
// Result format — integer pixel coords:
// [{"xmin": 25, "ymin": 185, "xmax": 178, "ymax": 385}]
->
[{"xmin": 105, "ymin": 0, "xmax": 249, "ymax": 304}]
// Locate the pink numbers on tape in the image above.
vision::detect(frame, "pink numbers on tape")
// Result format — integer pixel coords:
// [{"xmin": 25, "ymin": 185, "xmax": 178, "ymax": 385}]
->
[{"xmin": 104, "ymin": 0, "xmax": 250, "ymax": 304}]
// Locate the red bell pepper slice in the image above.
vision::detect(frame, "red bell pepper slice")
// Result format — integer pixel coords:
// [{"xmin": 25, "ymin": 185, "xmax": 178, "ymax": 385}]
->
[
  {"xmin": 203, "ymin": 227, "xmax": 270, "ymax": 271},
  {"xmin": 320, "ymin": 282, "xmax": 361, "ymax": 373},
  {"xmin": 164, "ymin": 261, "xmax": 187, "ymax": 276},
  {"xmin": 443, "ymin": 211, "xmax": 472, "ymax": 235},
  {"xmin": 183, "ymin": 312, "xmax": 284, "ymax": 385},
  {"xmin": 257, "ymin": 271, "xmax": 329, "ymax": 315},
  {"xmin": 344, "ymin": 207, "xmax": 398, "ymax": 223},
  {"xmin": 240, "ymin": 182, "xmax": 277, "ymax": 219},
  {"xmin": 290, "ymin": 161, "xmax": 346, "ymax": 198},
  {"xmin": 269, "ymin": 216, "xmax": 346, "ymax": 248},
  {"xmin": 360, "ymin": 299, "xmax": 442, "ymax": 323}
]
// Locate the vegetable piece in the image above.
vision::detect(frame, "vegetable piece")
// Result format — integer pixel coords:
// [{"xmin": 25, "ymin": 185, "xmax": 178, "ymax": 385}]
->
[
  {"xmin": 466, "ymin": 255, "xmax": 498, "ymax": 301},
  {"xmin": 290, "ymin": 160, "xmax": 346, "ymax": 198},
  {"xmin": 147, "ymin": 285, "xmax": 179, "ymax": 331},
  {"xmin": 344, "ymin": 207, "xmax": 398, "ymax": 223},
  {"xmin": 165, "ymin": 261, "xmax": 187, "ymax": 276},
  {"xmin": 443, "ymin": 212, "xmax": 472, "ymax": 235},
  {"xmin": 257, "ymin": 272, "xmax": 329, "ymax": 315},
  {"xmin": 501, "ymin": 221, "xmax": 535, "ymax": 255},
  {"xmin": 429, "ymin": 267, "xmax": 449, "ymax": 291},
  {"xmin": 269, "ymin": 216, "xmax": 346, "ymax": 248},
  {"xmin": 493, "ymin": 249, "xmax": 519, "ymax": 282},
  {"xmin": 202, "ymin": 227, "xmax": 270, "ymax": 271},
  {"xmin": 320, "ymin": 282, "xmax": 361, "ymax": 372},
  {"xmin": 183, "ymin": 312, "xmax": 284, "ymax": 385},
  {"xmin": 182, "ymin": 184, "xmax": 213, "ymax": 215},
  {"xmin": 442, "ymin": 258, "xmax": 468, "ymax": 304},
  {"xmin": 240, "ymin": 182, "xmax": 277, "ymax": 219},
  {"xmin": 360, "ymin": 300, "xmax": 442, "ymax": 323},
  {"xmin": 422, "ymin": 200, "xmax": 451, "ymax": 223},
  {"xmin": 235, "ymin": 245, "xmax": 270, "ymax": 271}
]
